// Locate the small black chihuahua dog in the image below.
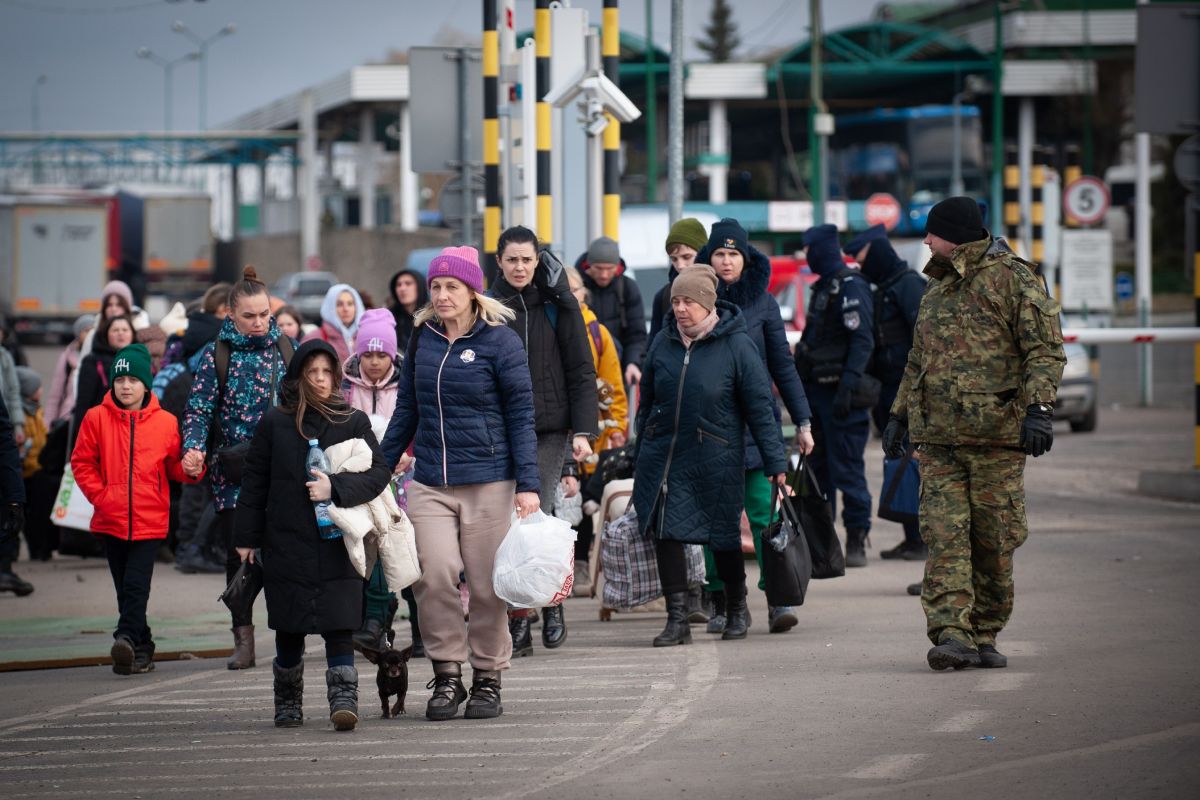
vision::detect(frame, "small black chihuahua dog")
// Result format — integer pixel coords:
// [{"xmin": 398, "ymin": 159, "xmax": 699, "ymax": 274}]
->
[{"xmin": 364, "ymin": 644, "xmax": 413, "ymax": 718}]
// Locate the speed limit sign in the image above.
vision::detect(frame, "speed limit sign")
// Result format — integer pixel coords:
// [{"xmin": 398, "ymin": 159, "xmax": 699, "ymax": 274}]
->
[{"xmin": 1063, "ymin": 176, "xmax": 1110, "ymax": 225}]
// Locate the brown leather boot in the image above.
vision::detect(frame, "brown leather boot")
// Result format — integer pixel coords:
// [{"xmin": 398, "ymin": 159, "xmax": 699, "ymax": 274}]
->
[{"xmin": 227, "ymin": 625, "xmax": 256, "ymax": 670}]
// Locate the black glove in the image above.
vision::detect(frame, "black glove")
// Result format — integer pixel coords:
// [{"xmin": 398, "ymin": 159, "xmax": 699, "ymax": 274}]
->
[
  {"xmin": 882, "ymin": 416, "xmax": 908, "ymax": 459},
  {"xmin": 1020, "ymin": 404, "xmax": 1054, "ymax": 457},
  {"xmin": 0, "ymin": 503, "xmax": 24, "ymax": 542},
  {"xmin": 833, "ymin": 383, "xmax": 854, "ymax": 420}
]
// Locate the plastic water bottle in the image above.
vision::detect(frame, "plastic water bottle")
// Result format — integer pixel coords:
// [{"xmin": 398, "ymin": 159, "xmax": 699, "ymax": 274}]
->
[{"xmin": 306, "ymin": 439, "xmax": 340, "ymax": 539}]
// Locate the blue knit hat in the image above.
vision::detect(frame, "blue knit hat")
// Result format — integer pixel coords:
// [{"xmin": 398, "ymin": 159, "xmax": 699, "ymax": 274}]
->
[
  {"xmin": 706, "ymin": 218, "xmax": 750, "ymax": 261},
  {"xmin": 803, "ymin": 224, "xmax": 844, "ymax": 277}
]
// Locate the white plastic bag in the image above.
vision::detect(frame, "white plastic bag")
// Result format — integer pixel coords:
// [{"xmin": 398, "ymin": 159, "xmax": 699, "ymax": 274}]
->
[{"xmin": 493, "ymin": 510, "xmax": 578, "ymax": 608}]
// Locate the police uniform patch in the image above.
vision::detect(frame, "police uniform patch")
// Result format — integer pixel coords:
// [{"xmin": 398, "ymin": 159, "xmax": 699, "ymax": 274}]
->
[
  {"xmin": 842, "ymin": 297, "xmax": 860, "ymax": 309},
  {"xmin": 460, "ymin": 349, "xmax": 476, "ymax": 363},
  {"xmin": 844, "ymin": 311, "xmax": 861, "ymax": 330}
]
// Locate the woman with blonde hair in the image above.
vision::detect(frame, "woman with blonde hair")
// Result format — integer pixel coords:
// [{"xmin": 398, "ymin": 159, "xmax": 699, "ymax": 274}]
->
[{"xmin": 381, "ymin": 246, "xmax": 539, "ymax": 722}]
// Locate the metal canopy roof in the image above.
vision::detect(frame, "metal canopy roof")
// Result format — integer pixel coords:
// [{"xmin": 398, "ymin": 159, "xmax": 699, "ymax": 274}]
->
[
  {"xmin": 218, "ymin": 64, "xmax": 410, "ymax": 132},
  {"xmin": 767, "ymin": 22, "xmax": 993, "ymax": 101}
]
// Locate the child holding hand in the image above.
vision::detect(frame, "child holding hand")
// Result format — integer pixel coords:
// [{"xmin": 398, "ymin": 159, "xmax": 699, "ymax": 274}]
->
[{"xmin": 71, "ymin": 344, "xmax": 201, "ymax": 675}]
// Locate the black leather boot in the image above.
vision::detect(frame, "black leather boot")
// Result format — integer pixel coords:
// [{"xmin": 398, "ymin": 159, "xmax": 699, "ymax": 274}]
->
[
  {"xmin": 352, "ymin": 618, "xmax": 387, "ymax": 654},
  {"xmin": 541, "ymin": 605, "xmax": 567, "ymax": 649},
  {"xmin": 326, "ymin": 665, "xmax": 359, "ymax": 731},
  {"xmin": 272, "ymin": 659, "xmax": 304, "ymax": 728},
  {"xmin": 509, "ymin": 612, "xmax": 533, "ymax": 657},
  {"xmin": 653, "ymin": 591, "xmax": 693, "ymax": 647},
  {"xmin": 464, "ymin": 670, "xmax": 503, "ymax": 719},
  {"xmin": 845, "ymin": 528, "xmax": 869, "ymax": 568},
  {"xmin": 722, "ymin": 583, "xmax": 751, "ymax": 640},
  {"xmin": 425, "ymin": 661, "xmax": 468, "ymax": 721}
]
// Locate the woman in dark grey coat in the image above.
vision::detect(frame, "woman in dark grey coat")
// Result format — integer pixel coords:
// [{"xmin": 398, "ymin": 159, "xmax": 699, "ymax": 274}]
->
[
  {"xmin": 235, "ymin": 339, "xmax": 391, "ymax": 732},
  {"xmin": 633, "ymin": 266, "xmax": 788, "ymax": 648}
]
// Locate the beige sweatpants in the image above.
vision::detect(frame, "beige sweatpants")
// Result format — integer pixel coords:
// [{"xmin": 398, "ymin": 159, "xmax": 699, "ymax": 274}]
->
[{"xmin": 407, "ymin": 480, "xmax": 516, "ymax": 672}]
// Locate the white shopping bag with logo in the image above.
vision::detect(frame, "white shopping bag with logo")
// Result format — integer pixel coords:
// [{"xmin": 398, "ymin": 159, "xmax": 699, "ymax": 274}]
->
[
  {"xmin": 50, "ymin": 464, "xmax": 94, "ymax": 532},
  {"xmin": 492, "ymin": 510, "xmax": 577, "ymax": 608}
]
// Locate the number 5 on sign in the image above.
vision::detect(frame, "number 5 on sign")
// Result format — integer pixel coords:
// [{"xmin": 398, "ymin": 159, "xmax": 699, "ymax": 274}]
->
[{"xmin": 1063, "ymin": 176, "xmax": 1110, "ymax": 226}]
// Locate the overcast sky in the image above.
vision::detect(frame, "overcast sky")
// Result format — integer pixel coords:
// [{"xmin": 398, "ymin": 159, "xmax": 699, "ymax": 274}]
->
[{"xmin": 0, "ymin": 0, "xmax": 881, "ymax": 133}]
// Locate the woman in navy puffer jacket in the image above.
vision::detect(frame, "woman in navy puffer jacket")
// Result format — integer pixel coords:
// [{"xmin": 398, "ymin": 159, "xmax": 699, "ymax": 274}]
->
[{"xmin": 380, "ymin": 245, "xmax": 538, "ymax": 723}]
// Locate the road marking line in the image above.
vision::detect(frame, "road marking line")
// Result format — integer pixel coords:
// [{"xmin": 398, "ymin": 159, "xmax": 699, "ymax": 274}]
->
[
  {"xmin": 497, "ymin": 637, "xmax": 720, "ymax": 800},
  {"xmin": 0, "ymin": 751, "xmax": 580, "ymax": 773},
  {"xmin": 0, "ymin": 670, "xmax": 215, "ymax": 733},
  {"xmin": 846, "ymin": 754, "xmax": 928, "ymax": 780},
  {"xmin": 932, "ymin": 710, "xmax": 990, "ymax": 733},
  {"xmin": 975, "ymin": 672, "xmax": 1031, "ymax": 692}
]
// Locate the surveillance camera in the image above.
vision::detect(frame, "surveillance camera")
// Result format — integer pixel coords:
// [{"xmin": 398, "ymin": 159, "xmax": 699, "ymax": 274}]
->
[
  {"xmin": 589, "ymin": 72, "xmax": 641, "ymax": 124},
  {"xmin": 585, "ymin": 113, "xmax": 609, "ymax": 137},
  {"xmin": 545, "ymin": 68, "xmax": 641, "ymax": 125}
]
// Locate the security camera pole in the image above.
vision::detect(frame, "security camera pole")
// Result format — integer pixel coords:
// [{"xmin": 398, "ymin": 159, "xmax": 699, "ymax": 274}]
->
[
  {"xmin": 585, "ymin": 31, "xmax": 605, "ymax": 242},
  {"xmin": 545, "ymin": 30, "xmax": 641, "ymax": 245}
]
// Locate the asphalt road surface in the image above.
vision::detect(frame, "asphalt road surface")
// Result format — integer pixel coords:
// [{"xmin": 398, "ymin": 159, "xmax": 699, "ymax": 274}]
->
[{"xmin": 0, "ymin": 404, "xmax": 1196, "ymax": 800}]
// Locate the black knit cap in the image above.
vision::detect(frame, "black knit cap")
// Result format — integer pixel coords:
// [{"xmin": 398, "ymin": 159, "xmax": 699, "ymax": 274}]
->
[{"xmin": 925, "ymin": 196, "xmax": 985, "ymax": 245}]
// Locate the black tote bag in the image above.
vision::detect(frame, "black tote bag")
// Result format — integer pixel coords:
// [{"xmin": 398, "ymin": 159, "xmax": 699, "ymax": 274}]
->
[
  {"xmin": 761, "ymin": 489, "xmax": 813, "ymax": 607},
  {"xmin": 792, "ymin": 454, "xmax": 846, "ymax": 579}
]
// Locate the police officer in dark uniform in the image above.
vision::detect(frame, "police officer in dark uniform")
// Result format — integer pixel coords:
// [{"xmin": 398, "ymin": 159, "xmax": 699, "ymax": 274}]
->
[
  {"xmin": 794, "ymin": 224, "xmax": 876, "ymax": 567},
  {"xmin": 843, "ymin": 224, "xmax": 927, "ymax": 561}
]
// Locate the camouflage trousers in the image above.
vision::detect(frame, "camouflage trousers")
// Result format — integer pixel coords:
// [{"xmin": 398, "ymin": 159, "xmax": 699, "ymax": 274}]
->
[{"xmin": 917, "ymin": 444, "xmax": 1028, "ymax": 648}]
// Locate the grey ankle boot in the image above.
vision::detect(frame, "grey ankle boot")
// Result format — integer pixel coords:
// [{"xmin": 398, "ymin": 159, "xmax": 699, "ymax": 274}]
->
[
  {"xmin": 273, "ymin": 659, "xmax": 304, "ymax": 728},
  {"xmin": 326, "ymin": 665, "xmax": 359, "ymax": 731}
]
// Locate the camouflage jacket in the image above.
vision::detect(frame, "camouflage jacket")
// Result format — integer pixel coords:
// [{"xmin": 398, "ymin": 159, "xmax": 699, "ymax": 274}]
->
[{"xmin": 892, "ymin": 234, "xmax": 1066, "ymax": 447}]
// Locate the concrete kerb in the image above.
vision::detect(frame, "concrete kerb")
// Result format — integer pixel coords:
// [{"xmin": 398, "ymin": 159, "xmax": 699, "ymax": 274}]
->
[{"xmin": 1137, "ymin": 470, "xmax": 1200, "ymax": 504}]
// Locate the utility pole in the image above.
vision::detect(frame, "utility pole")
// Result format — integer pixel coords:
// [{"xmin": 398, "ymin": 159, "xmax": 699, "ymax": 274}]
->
[
  {"xmin": 644, "ymin": 0, "xmax": 658, "ymax": 203},
  {"xmin": 667, "ymin": 0, "xmax": 684, "ymax": 224}
]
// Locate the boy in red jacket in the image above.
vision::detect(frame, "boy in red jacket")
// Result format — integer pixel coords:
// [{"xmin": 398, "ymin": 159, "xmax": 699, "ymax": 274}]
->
[{"xmin": 72, "ymin": 344, "xmax": 201, "ymax": 675}]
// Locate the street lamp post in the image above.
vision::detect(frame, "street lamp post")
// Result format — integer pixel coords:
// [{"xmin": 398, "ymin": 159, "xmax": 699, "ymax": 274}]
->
[
  {"xmin": 136, "ymin": 47, "xmax": 200, "ymax": 132},
  {"xmin": 171, "ymin": 20, "xmax": 236, "ymax": 130},
  {"xmin": 31, "ymin": 74, "xmax": 48, "ymax": 132}
]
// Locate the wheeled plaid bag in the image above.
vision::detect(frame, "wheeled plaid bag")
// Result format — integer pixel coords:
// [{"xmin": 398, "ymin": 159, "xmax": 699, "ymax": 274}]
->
[
  {"xmin": 600, "ymin": 503, "xmax": 704, "ymax": 611},
  {"xmin": 601, "ymin": 504, "xmax": 659, "ymax": 611}
]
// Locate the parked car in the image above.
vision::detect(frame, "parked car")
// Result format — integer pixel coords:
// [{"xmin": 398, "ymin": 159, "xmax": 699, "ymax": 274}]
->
[
  {"xmin": 271, "ymin": 271, "xmax": 338, "ymax": 322},
  {"xmin": 1055, "ymin": 342, "xmax": 1097, "ymax": 432}
]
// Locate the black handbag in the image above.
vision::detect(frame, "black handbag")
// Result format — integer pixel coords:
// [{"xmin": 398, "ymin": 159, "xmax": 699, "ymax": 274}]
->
[
  {"xmin": 792, "ymin": 454, "xmax": 846, "ymax": 579},
  {"xmin": 218, "ymin": 559, "xmax": 263, "ymax": 620},
  {"xmin": 761, "ymin": 489, "xmax": 813, "ymax": 607}
]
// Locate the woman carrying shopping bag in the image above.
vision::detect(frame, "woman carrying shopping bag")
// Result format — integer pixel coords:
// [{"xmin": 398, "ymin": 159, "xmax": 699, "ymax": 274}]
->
[
  {"xmin": 234, "ymin": 339, "xmax": 391, "ymax": 731},
  {"xmin": 633, "ymin": 266, "xmax": 789, "ymax": 647},
  {"xmin": 380, "ymin": 245, "xmax": 540, "ymax": 722}
]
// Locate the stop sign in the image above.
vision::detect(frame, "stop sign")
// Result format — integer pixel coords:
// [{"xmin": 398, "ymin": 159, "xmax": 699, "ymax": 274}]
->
[{"xmin": 864, "ymin": 193, "xmax": 902, "ymax": 231}]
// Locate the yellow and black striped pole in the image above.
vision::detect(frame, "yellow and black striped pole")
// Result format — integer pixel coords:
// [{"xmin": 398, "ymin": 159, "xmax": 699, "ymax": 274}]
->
[
  {"xmin": 1031, "ymin": 147, "xmax": 1046, "ymax": 264},
  {"xmin": 483, "ymin": 0, "xmax": 500, "ymax": 282},
  {"xmin": 1003, "ymin": 144, "xmax": 1020, "ymax": 245},
  {"xmin": 535, "ymin": 0, "xmax": 553, "ymax": 249},
  {"xmin": 602, "ymin": 0, "xmax": 621, "ymax": 242},
  {"xmin": 1063, "ymin": 144, "xmax": 1081, "ymax": 228}
]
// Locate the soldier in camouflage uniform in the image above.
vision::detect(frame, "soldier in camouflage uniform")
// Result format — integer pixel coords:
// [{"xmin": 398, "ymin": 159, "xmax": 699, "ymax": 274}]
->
[{"xmin": 882, "ymin": 197, "xmax": 1065, "ymax": 671}]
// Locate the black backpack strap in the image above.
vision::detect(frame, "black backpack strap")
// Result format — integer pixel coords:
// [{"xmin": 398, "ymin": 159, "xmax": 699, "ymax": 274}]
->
[
  {"xmin": 214, "ymin": 339, "xmax": 231, "ymax": 394},
  {"xmin": 276, "ymin": 334, "xmax": 295, "ymax": 366}
]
